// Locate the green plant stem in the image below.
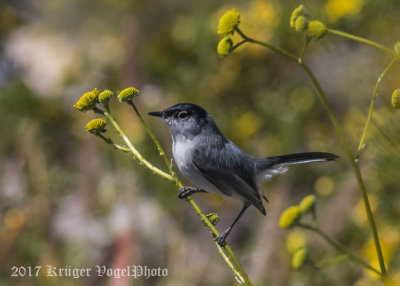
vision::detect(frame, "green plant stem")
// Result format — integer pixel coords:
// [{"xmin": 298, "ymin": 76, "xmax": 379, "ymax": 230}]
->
[
  {"xmin": 315, "ymin": 254, "xmax": 348, "ymax": 268},
  {"xmin": 128, "ymin": 101, "xmax": 178, "ymax": 180},
  {"xmin": 97, "ymin": 107, "xmax": 251, "ymax": 285},
  {"xmin": 236, "ymin": 28, "xmax": 298, "ymax": 61},
  {"xmin": 96, "ymin": 133, "xmax": 130, "ymax": 152},
  {"xmin": 298, "ymin": 223, "xmax": 381, "ymax": 276},
  {"xmin": 235, "ymin": 30, "xmax": 387, "ymax": 276},
  {"xmin": 357, "ymin": 58, "xmax": 398, "ymax": 156},
  {"xmin": 299, "ymin": 36, "xmax": 311, "ymax": 62},
  {"xmin": 100, "ymin": 109, "xmax": 174, "ymax": 182},
  {"xmin": 328, "ymin": 29, "xmax": 400, "ymax": 59}
]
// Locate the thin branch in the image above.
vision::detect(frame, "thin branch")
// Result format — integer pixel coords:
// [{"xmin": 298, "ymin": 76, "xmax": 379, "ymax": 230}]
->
[
  {"xmin": 298, "ymin": 223, "xmax": 381, "ymax": 276},
  {"xmin": 357, "ymin": 58, "xmax": 398, "ymax": 157},
  {"xmin": 328, "ymin": 29, "xmax": 400, "ymax": 60}
]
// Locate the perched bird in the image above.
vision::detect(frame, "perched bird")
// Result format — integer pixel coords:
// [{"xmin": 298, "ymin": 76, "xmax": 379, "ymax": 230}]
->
[{"xmin": 149, "ymin": 103, "xmax": 338, "ymax": 246}]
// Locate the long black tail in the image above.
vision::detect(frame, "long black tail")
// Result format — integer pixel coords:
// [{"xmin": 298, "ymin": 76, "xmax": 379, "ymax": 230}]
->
[
  {"xmin": 256, "ymin": 152, "xmax": 338, "ymax": 174},
  {"xmin": 270, "ymin": 152, "xmax": 338, "ymax": 165}
]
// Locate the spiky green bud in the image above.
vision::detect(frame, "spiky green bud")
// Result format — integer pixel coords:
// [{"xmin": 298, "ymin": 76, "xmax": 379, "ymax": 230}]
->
[
  {"xmin": 392, "ymin": 89, "xmax": 400, "ymax": 110},
  {"xmin": 279, "ymin": 206, "xmax": 301, "ymax": 229},
  {"xmin": 218, "ymin": 9, "xmax": 240, "ymax": 35},
  {"xmin": 73, "ymin": 88, "xmax": 99, "ymax": 111},
  {"xmin": 308, "ymin": 20, "xmax": 327, "ymax": 40},
  {"xmin": 292, "ymin": 248, "xmax": 308, "ymax": 270},
  {"xmin": 118, "ymin": 87, "xmax": 139, "ymax": 102},
  {"xmin": 99, "ymin": 89, "xmax": 113, "ymax": 103},
  {"xmin": 85, "ymin": 118, "xmax": 107, "ymax": 134},
  {"xmin": 299, "ymin": 195, "xmax": 316, "ymax": 214},
  {"xmin": 295, "ymin": 16, "xmax": 308, "ymax": 32},
  {"xmin": 205, "ymin": 213, "xmax": 220, "ymax": 226},
  {"xmin": 290, "ymin": 5, "xmax": 309, "ymax": 30},
  {"xmin": 217, "ymin": 37, "xmax": 233, "ymax": 57}
]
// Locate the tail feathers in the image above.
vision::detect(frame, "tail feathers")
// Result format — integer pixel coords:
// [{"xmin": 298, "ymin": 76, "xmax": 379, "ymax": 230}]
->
[
  {"xmin": 256, "ymin": 152, "xmax": 338, "ymax": 179},
  {"xmin": 270, "ymin": 152, "xmax": 338, "ymax": 166}
]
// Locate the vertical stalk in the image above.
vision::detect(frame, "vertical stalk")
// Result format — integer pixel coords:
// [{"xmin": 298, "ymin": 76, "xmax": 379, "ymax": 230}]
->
[{"xmin": 357, "ymin": 58, "xmax": 397, "ymax": 155}]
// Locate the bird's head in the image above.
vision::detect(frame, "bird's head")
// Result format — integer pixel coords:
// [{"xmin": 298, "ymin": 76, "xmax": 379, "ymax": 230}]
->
[{"xmin": 148, "ymin": 103, "xmax": 212, "ymax": 139}]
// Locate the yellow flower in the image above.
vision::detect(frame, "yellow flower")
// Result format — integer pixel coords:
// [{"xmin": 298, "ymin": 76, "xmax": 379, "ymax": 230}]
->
[
  {"xmin": 308, "ymin": 20, "xmax": 328, "ymax": 40},
  {"xmin": 118, "ymin": 87, "xmax": 139, "ymax": 102},
  {"xmin": 279, "ymin": 206, "xmax": 301, "ymax": 229},
  {"xmin": 217, "ymin": 37, "xmax": 233, "ymax": 57},
  {"xmin": 299, "ymin": 195, "xmax": 316, "ymax": 214},
  {"xmin": 290, "ymin": 5, "xmax": 308, "ymax": 30},
  {"xmin": 99, "ymin": 89, "xmax": 113, "ymax": 103},
  {"xmin": 292, "ymin": 248, "xmax": 308, "ymax": 270},
  {"xmin": 294, "ymin": 16, "xmax": 308, "ymax": 32},
  {"xmin": 218, "ymin": 9, "xmax": 240, "ymax": 35},
  {"xmin": 73, "ymin": 88, "xmax": 99, "ymax": 111},
  {"xmin": 85, "ymin": 118, "xmax": 107, "ymax": 134},
  {"xmin": 392, "ymin": 89, "xmax": 400, "ymax": 110}
]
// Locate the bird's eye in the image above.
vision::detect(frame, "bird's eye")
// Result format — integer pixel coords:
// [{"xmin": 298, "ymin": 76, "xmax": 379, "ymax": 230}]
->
[{"xmin": 178, "ymin": 111, "xmax": 189, "ymax": 119}]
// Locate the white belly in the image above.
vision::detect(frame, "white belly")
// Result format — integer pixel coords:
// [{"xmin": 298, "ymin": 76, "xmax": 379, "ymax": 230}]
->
[{"xmin": 172, "ymin": 137, "xmax": 221, "ymax": 194}]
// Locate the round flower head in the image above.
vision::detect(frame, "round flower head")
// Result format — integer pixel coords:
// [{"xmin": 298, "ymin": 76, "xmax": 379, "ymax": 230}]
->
[
  {"xmin": 218, "ymin": 9, "xmax": 240, "ymax": 35},
  {"xmin": 290, "ymin": 5, "xmax": 309, "ymax": 30},
  {"xmin": 73, "ymin": 88, "xmax": 99, "ymax": 111},
  {"xmin": 308, "ymin": 21, "xmax": 328, "ymax": 40},
  {"xmin": 99, "ymin": 89, "xmax": 114, "ymax": 103},
  {"xmin": 294, "ymin": 16, "xmax": 308, "ymax": 32},
  {"xmin": 118, "ymin": 87, "xmax": 139, "ymax": 102},
  {"xmin": 299, "ymin": 195, "xmax": 316, "ymax": 214},
  {"xmin": 217, "ymin": 37, "xmax": 233, "ymax": 57},
  {"xmin": 85, "ymin": 118, "xmax": 107, "ymax": 134},
  {"xmin": 292, "ymin": 248, "xmax": 308, "ymax": 270},
  {"xmin": 205, "ymin": 212, "xmax": 220, "ymax": 226},
  {"xmin": 392, "ymin": 89, "xmax": 400, "ymax": 110},
  {"xmin": 394, "ymin": 42, "xmax": 400, "ymax": 55},
  {"xmin": 279, "ymin": 206, "xmax": 301, "ymax": 229}
]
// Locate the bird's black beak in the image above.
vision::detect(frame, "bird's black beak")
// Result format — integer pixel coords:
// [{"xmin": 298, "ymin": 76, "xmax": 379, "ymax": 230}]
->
[{"xmin": 148, "ymin": 110, "xmax": 164, "ymax": 118}]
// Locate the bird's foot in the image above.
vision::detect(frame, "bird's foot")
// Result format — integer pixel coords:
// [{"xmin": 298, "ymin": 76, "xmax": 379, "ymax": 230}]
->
[
  {"xmin": 177, "ymin": 187, "xmax": 205, "ymax": 199},
  {"xmin": 214, "ymin": 229, "xmax": 230, "ymax": 246}
]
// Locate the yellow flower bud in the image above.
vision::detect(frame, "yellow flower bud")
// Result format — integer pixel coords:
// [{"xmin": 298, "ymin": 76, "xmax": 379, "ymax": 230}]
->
[
  {"xmin": 217, "ymin": 37, "xmax": 233, "ymax": 57},
  {"xmin": 294, "ymin": 16, "xmax": 308, "ymax": 32},
  {"xmin": 85, "ymin": 118, "xmax": 107, "ymax": 134},
  {"xmin": 392, "ymin": 89, "xmax": 400, "ymax": 110},
  {"xmin": 205, "ymin": 212, "xmax": 220, "ymax": 226},
  {"xmin": 73, "ymin": 88, "xmax": 99, "ymax": 111},
  {"xmin": 99, "ymin": 89, "xmax": 113, "ymax": 103},
  {"xmin": 394, "ymin": 42, "xmax": 400, "ymax": 55},
  {"xmin": 308, "ymin": 20, "xmax": 328, "ymax": 40},
  {"xmin": 290, "ymin": 5, "xmax": 308, "ymax": 30},
  {"xmin": 279, "ymin": 206, "xmax": 301, "ymax": 229},
  {"xmin": 118, "ymin": 87, "xmax": 139, "ymax": 102},
  {"xmin": 218, "ymin": 9, "xmax": 240, "ymax": 35},
  {"xmin": 299, "ymin": 195, "xmax": 316, "ymax": 214},
  {"xmin": 292, "ymin": 248, "xmax": 308, "ymax": 270}
]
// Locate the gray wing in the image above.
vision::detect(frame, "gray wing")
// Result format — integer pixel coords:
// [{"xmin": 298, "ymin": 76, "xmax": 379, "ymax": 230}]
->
[{"xmin": 191, "ymin": 140, "xmax": 266, "ymax": 215}]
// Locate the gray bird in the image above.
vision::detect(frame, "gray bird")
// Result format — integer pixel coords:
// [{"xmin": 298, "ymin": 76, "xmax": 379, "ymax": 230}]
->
[{"xmin": 149, "ymin": 103, "xmax": 337, "ymax": 246}]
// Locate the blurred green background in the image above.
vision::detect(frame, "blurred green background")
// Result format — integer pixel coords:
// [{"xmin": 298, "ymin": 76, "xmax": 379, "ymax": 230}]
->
[{"xmin": 1, "ymin": 0, "xmax": 400, "ymax": 285}]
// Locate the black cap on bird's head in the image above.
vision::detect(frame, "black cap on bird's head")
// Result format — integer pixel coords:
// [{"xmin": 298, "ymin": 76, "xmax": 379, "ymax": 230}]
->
[
  {"xmin": 148, "ymin": 103, "xmax": 217, "ymax": 138},
  {"xmin": 148, "ymin": 103, "xmax": 207, "ymax": 120}
]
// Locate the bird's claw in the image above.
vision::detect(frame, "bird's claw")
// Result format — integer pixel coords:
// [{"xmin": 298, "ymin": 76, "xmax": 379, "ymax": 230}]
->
[
  {"xmin": 214, "ymin": 232, "xmax": 228, "ymax": 246},
  {"xmin": 177, "ymin": 187, "xmax": 194, "ymax": 199}
]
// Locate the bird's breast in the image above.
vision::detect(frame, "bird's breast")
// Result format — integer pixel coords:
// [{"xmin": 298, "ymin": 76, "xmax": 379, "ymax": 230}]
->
[{"xmin": 172, "ymin": 137, "xmax": 221, "ymax": 193}]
